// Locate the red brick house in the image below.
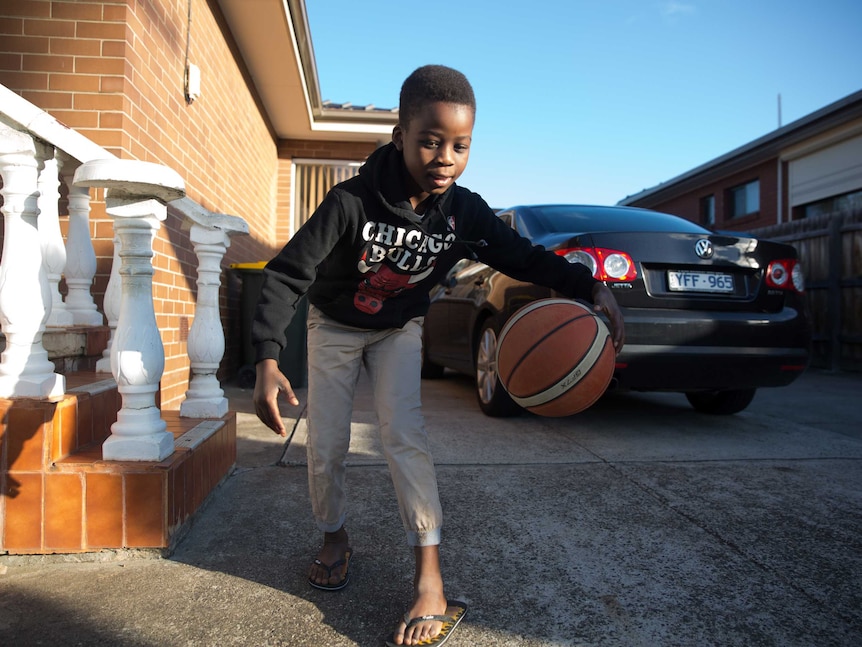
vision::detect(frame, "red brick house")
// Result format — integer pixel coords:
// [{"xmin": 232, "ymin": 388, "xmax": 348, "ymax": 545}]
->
[
  {"xmin": 0, "ymin": 0, "xmax": 396, "ymax": 554},
  {"xmin": 619, "ymin": 89, "xmax": 862, "ymax": 231}
]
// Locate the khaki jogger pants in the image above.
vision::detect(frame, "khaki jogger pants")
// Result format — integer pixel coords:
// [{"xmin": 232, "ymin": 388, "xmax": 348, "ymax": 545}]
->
[{"xmin": 304, "ymin": 305, "xmax": 443, "ymax": 546}]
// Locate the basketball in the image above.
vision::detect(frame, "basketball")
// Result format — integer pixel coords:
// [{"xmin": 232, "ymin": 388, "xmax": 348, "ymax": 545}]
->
[{"xmin": 496, "ymin": 298, "xmax": 615, "ymax": 416}]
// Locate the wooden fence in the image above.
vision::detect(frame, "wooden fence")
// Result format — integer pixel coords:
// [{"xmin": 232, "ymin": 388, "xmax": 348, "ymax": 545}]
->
[{"xmin": 754, "ymin": 209, "xmax": 862, "ymax": 371}]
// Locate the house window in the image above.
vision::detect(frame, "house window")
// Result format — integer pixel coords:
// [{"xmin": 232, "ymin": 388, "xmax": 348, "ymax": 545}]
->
[
  {"xmin": 728, "ymin": 180, "xmax": 759, "ymax": 219},
  {"xmin": 293, "ymin": 159, "xmax": 362, "ymax": 232},
  {"xmin": 798, "ymin": 188, "xmax": 862, "ymax": 219},
  {"xmin": 699, "ymin": 195, "xmax": 715, "ymax": 227}
]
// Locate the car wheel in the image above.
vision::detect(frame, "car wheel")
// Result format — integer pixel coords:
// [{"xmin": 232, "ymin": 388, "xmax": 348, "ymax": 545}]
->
[
  {"xmin": 685, "ymin": 388, "xmax": 756, "ymax": 415},
  {"xmin": 475, "ymin": 318, "xmax": 522, "ymax": 417}
]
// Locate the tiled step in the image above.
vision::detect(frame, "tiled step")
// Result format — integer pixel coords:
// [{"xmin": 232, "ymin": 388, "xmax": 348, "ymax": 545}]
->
[{"xmin": 0, "ymin": 373, "xmax": 236, "ymax": 555}]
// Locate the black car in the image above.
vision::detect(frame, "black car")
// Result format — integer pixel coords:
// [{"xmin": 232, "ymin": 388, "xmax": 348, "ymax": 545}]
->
[{"xmin": 421, "ymin": 204, "xmax": 811, "ymax": 416}]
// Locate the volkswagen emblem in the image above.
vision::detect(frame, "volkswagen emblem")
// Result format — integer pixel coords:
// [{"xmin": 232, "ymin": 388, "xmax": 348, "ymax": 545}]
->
[{"xmin": 695, "ymin": 239, "xmax": 714, "ymax": 259}]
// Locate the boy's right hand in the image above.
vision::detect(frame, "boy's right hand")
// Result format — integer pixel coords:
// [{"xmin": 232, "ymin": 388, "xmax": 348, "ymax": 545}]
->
[{"xmin": 253, "ymin": 358, "xmax": 300, "ymax": 437}]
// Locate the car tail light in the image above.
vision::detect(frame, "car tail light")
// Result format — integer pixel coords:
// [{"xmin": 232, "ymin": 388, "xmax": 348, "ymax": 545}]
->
[
  {"xmin": 556, "ymin": 247, "xmax": 637, "ymax": 282},
  {"xmin": 765, "ymin": 259, "xmax": 804, "ymax": 293}
]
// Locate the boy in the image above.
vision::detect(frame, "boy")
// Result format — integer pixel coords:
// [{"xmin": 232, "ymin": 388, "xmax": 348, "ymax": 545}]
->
[{"xmin": 252, "ymin": 65, "xmax": 624, "ymax": 646}]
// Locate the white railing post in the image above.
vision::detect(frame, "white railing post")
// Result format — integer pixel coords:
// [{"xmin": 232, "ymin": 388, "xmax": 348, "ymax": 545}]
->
[
  {"xmin": 0, "ymin": 123, "xmax": 65, "ymax": 398},
  {"xmin": 74, "ymin": 159, "xmax": 184, "ymax": 461},
  {"xmin": 59, "ymin": 152, "xmax": 104, "ymax": 326},
  {"xmin": 180, "ymin": 224, "xmax": 230, "ymax": 418},
  {"xmin": 107, "ymin": 207, "xmax": 170, "ymax": 460},
  {"xmin": 38, "ymin": 146, "xmax": 74, "ymax": 328},
  {"xmin": 95, "ymin": 233, "xmax": 121, "ymax": 373},
  {"xmin": 169, "ymin": 197, "xmax": 248, "ymax": 418}
]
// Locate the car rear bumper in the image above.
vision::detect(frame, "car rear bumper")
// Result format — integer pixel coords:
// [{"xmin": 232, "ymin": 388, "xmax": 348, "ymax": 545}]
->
[
  {"xmin": 603, "ymin": 304, "xmax": 811, "ymax": 392},
  {"xmin": 613, "ymin": 344, "xmax": 810, "ymax": 391}
]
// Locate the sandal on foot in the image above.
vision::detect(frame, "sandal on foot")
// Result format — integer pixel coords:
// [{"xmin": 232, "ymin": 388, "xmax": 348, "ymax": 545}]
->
[
  {"xmin": 307, "ymin": 547, "xmax": 352, "ymax": 591},
  {"xmin": 385, "ymin": 600, "xmax": 467, "ymax": 646}
]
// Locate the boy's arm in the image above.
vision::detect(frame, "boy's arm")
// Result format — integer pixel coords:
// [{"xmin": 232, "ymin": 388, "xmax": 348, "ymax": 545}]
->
[
  {"xmin": 252, "ymin": 189, "xmax": 348, "ymax": 364},
  {"xmin": 591, "ymin": 283, "xmax": 625, "ymax": 352},
  {"xmin": 472, "ymin": 210, "xmax": 596, "ymax": 298},
  {"xmin": 250, "ymin": 190, "xmax": 347, "ymax": 431},
  {"xmin": 471, "ymin": 206, "xmax": 625, "ymax": 351}
]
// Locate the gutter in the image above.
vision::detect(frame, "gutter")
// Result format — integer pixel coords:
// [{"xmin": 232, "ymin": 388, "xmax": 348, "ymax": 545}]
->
[{"xmin": 285, "ymin": 0, "xmax": 397, "ymax": 135}]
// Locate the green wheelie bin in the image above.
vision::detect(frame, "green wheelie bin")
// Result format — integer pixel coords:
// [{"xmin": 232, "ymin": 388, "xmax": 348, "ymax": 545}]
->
[{"xmin": 232, "ymin": 262, "xmax": 308, "ymax": 389}]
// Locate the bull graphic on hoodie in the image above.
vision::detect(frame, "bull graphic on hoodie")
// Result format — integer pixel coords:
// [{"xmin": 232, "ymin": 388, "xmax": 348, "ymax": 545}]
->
[{"xmin": 355, "ymin": 220, "xmax": 455, "ymax": 314}]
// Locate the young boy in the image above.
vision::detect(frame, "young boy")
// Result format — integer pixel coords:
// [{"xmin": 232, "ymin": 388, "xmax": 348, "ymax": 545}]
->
[{"xmin": 252, "ymin": 64, "xmax": 624, "ymax": 646}]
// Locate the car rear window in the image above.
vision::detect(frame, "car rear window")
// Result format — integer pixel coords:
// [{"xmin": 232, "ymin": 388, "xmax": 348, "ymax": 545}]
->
[{"xmin": 523, "ymin": 205, "xmax": 711, "ymax": 234}]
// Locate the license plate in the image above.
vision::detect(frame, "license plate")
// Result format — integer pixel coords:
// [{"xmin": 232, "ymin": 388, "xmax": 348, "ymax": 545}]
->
[{"xmin": 668, "ymin": 270, "xmax": 734, "ymax": 293}]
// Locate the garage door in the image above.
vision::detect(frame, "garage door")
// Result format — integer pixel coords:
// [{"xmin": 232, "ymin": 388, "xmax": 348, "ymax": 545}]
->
[{"xmin": 789, "ymin": 133, "xmax": 862, "ymax": 207}]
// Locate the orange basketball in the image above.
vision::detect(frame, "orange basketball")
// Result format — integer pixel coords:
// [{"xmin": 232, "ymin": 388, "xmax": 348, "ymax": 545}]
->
[{"xmin": 496, "ymin": 298, "xmax": 615, "ymax": 416}]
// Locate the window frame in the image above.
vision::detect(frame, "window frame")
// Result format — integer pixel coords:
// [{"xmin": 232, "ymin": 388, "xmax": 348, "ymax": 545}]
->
[
  {"xmin": 796, "ymin": 188, "xmax": 862, "ymax": 220},
  {"xmin": 699, "ymin": 194, "xmax": 716, "ymax": 227},
  {"xmin": 727, "ymin": 179, "xmax": 760, "ymax": 220},
  {"xmin": 291, "ymin": 158, "xmax": 363, "ymax": 235}
]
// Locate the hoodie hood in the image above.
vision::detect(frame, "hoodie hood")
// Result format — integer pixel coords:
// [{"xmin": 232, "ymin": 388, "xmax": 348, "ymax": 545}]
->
[{"xmin": 358, "ymin": 142, "xmax": 453, "ymax": 228}]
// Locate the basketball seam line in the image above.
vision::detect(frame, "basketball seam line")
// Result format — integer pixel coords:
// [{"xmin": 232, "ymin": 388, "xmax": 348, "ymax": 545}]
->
[
  {"xmin": 498, "ymin": 298, "xmax": 574, "ymax": 340},
  {"xmin": 505, "ymin": 313, "xmax": 592, "ymax": 379},
  {"xmin": 509, "ymin": 334, "xmax": 609, "ymax": 408}
]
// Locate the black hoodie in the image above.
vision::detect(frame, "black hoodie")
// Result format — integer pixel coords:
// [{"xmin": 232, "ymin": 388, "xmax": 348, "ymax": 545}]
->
[{"xmin": 252, "ymin": 143, "xmax": 598, "ymax": 363}]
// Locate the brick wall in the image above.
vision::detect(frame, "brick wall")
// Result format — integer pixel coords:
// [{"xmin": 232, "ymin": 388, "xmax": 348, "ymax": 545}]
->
[
  {"xmin": 278, "ymin": 139, "xmax": 379, "ymax": 162},
  {"xmin": 633, "ymin": 158, "xmax": 781, "ymax": 231},
  {"xmin": 0, "ymin": 1, "xmax": 380, "ymax": 406}
]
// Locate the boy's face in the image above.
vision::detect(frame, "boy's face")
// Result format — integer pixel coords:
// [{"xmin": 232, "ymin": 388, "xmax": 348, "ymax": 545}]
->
[{"xmin": 392, "ymin": 101, "xmax": 475, "ymax": 210}]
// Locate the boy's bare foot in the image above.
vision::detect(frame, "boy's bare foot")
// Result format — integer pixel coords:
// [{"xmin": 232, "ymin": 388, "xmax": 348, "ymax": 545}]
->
[
  {"xmin": 393, "ymin": 588, "xmax": 448, "ymax": 645},
  {"xmin": 391, "ymin": 545, "xmax": 447, "ymax": 646},
  {"xmin": 308, "ymin": 527, "xmax": 351, "ymax": 590}
]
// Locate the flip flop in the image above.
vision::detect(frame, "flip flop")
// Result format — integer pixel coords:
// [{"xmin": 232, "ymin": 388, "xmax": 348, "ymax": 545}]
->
[
  {"xmin": 307, "ymin": 547, "xmax": 352, "ymax": 591},
  {"xmin": 385, "ymin": 600, "xmax": 467, "ymax": 647}
]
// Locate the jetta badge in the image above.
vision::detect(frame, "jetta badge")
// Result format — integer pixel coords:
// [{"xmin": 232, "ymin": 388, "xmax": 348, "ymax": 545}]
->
[{"xmin": 695, "ymin": 239, "xmax": 714, "ymax": 259}]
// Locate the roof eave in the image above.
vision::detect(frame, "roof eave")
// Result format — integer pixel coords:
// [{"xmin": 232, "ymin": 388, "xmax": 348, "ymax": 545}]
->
[
  {"xmin": 619, "ymin": 89, "xmax": 862, "ymax": 206},
  {"xmin": 217, "ymin": 0, "xmax": 397, "ymax": 144}
]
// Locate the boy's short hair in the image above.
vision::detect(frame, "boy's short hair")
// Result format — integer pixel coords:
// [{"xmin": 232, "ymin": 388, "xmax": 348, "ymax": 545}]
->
[{"xmin": 399, "ymin": 65, "xmax": 476, "ymax": 127}]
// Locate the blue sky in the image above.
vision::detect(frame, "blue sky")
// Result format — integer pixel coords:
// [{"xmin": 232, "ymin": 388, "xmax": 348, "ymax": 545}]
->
[{"xmin": 306, "ymin": 1, "xmax": 862, "ymax": 208}]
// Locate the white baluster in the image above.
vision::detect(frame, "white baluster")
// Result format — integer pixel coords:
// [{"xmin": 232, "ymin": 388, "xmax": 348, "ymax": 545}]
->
[
  {"xmin": 180, "ymin": 225, "xmax": 230, "ymax": 418},
  {"xmin": 74, "ymin": 158, "xmax": 184, "ymax": 461},
  {"xmin": 59, "ymin": 153, "xmax": 104, "ymax": 326},
  {"xmin": 0, "ymin": 124, "xmax": 64, "ymax": 398},
  {"xmin": 95, "ymin": 233, "xmax": 120, "ymax": 373},
  {"xmin": 38, "ymin": 146, "xmax": 74, "ymax": 327},
  {"xmin": 105, "ymin": 205, "xmax": 171, "ymax": 460}
]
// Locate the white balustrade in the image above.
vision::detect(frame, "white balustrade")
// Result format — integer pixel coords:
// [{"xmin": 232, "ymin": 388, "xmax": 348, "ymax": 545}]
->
[
  {"xmin": 0, "ymin": 123, "xmax": 65, "ymax": 398},
  {"xmin": 37, "ymin": 147, "xmax": 74, "ymax": 328},
  {"xmin": 74, "ymin": 159, "xmax": 185, "ymax": 461},
  {"xmin": 2, "ymin": 84, "xmax": 250, "ymax": 461},
  {"xmin": 96, "ymin": 233, "xmax": 121, "ymax": 373},
  {"xmin": 175, "ymin": 201, "xmax": 248, "ymax": 418},
  {"xmin": 59, "ymin": 152, "xmax": 104, "ymax": 326},
  {"xmin": 180, "ymin": 225, "xmax": 230, "ymax": 418}
]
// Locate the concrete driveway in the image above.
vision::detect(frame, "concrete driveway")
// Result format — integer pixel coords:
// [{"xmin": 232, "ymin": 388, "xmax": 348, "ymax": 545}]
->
[{"xmin": 1, "ymin": 368, "xmax": 860, "ymax": 646}]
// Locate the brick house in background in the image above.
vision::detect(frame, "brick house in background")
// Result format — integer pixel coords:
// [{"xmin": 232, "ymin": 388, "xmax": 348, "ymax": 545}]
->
[
  {"xmin": 619, "ymin": 89, "xmax": 862, "ymax": 231},
  {"xmin": 0, "ymin": 0, "xmax": 396, "ymax": 554}
]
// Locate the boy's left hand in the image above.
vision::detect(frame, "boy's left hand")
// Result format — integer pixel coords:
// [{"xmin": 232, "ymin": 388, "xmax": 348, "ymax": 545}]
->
[{"xmin": 591, "ymin": 283, "xmax": 625, "ymax": 353}]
